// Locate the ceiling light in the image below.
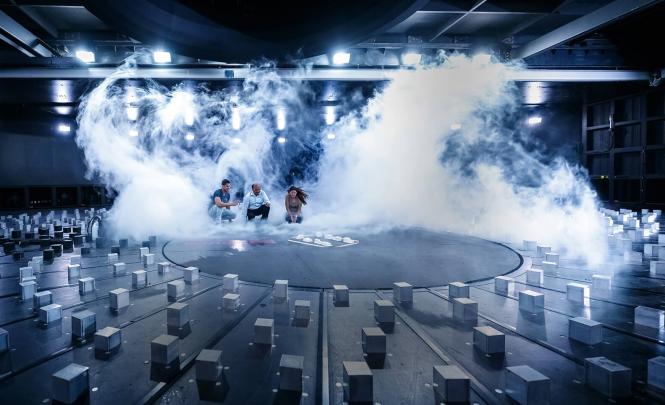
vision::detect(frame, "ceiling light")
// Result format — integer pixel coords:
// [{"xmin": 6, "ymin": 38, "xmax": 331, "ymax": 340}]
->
[
  {"xmin": 232, "ymin": 137, "xmax": 242, "ymax": 144},
  {"xmin": 126, "ymin": 106, "xmax": 138, "ymax": 121},
  {"xmin": 57, "ymin": 124, "xmax": 71, "ymax": 134},
  {"xmin": 527, "ymin": 116, "xmax": 543, "ymax": 125},
  {"xmin": 184, "ymin": 109, "xmax": 195, "ymax": 126},
  {"xmin": 153, "ymin": 51, "xmax": 172, "ymax": 64},
  {"xmin": 231, "ymin": 107, "xmax": 241, "ymax": 130},
  {"xmin": 129, "ymin": 129, "xmax": 139, "ymax": 137},
  {"xmin": 402, "ymin": 52, "xmax": 422, "ymax": 65},
  {"xmin": 450, "ymin": 123, "xmax": 462, "ymax": 130},
  {"xmin": 184, "ymin": 132, "xmax": 195, "ymax": 141},
  {"xmin": 75, "ymin": 50, "xmax": 95, "ymax": 63},
  {"xmin": 325, "ymin": 106, "xmax": 335, "ymax": 125},
  {"xmin": 276, "ymin": 108, "xmax": 286, "ymax": 131},
  {"xmin": 332, "ymin": 51, "xmax": 351, "ymax": 65},
  {"xmin": 326, "ymin": 133, "xmax": 336, "ymax": 140},
  {"xmin": 277, "ymin": 136, "xmax": 286, "ymax": 144}
]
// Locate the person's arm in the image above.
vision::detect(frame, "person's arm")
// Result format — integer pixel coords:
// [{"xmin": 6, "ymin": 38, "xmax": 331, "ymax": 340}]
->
[
  {"xmin": 284, "ymin": 195, "xmax": 289, "ymax": 214},
  {"xmin": 214, "ymin": 196, "xmax": 224, "ymax": 208},
  {"xmin": 297, "ymin": 200, "xmax": 302, "ymax": 216},
  {"xmin": 262, "ymin": 190, "xmax": 271, "ymax": 206}
]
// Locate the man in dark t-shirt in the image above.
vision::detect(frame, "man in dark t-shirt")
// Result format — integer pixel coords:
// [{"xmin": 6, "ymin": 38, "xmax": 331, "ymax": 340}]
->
[{"xmin": 208, "ymin": 179, "xmax": 239, "ymax": 223}]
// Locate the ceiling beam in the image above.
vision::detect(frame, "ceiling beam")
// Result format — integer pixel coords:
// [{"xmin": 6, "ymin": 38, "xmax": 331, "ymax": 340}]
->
[
  {"xmin": 514, "ymin": 0, "xmax": 663, "ymax": 59},
  {"xmin": 0, "ymin": 9, "xmax": 54, "ymax": 56},
  {"xmin": 0, "ymin": 66, "xmax": 650, "ymax": 82},
  {"xmin": 429, "ymin": 0, "xmax": 488, "ymax": 42}
]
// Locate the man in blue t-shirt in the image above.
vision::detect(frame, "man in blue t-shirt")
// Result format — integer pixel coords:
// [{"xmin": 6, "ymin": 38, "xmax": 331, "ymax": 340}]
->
[{"xmin": 209, "ymin": 179, "xmax": 239, "ymax": 223}]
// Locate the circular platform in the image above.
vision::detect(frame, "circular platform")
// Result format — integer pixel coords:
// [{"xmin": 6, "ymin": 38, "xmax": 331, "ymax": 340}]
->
[{"xmin": 163, "ymin": 228, "xmax": 522, "ymax": 289}]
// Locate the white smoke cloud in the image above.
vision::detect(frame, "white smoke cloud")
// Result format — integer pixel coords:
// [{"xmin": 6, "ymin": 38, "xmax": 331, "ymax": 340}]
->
[{"xmin": 75, "ymin": 55, "xmax": 607, "ymax": 263}]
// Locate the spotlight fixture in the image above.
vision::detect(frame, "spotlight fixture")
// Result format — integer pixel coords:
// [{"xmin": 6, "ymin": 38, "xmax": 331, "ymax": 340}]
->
[
  {"xmin": 450, "ymin": 123, "xmax": 462, "ymax": 130},
  {"xmin": 231, "ymin": 107, "xmax": 241, "ymax": 130},
  {"xmin": 184, "ymin": 109, "xmax": 195, "ymax": 126},
  {"xmin": 129, "ymin": 129, "xmax": 139, "ymax": 137},
  {"xmin": 277, "ymin": 136, "xmax": 286, "ymax": 144},
  {"xmin": 326, "ymin": 133, "xmax": 336, "ymax": 140},
  {"xmin": 527, "ymin": 116, "xmax": 543, "ymax": 125},
  {"xmin": 184, "ymin": 132, "xmax": 195, "ymax": 141},
  {"xmin": 276, "ymin": 109, "xmax": 286, "ymax": 131},
  {"xmin": 126, "ymin": 107, "xmax": 138, "ymax": 121},
  {"xmin": 402, "ymin": 52, "xmax": 422, "ymax": 65},
  {"xmin": 153, "ymin": 51, "xmax": 172, "ymax": 64},
  {"xmin": 232, "ymin": 137, "xmax": 242, "ymax": 144},
  {"xmin": 332, "ymin": 51, "xmax": 351, "ymax": 65},
  {"xmin": 57, "ymin": 124, "xmax": 71, "ymax": 134},
  {"xmin": 75, "ymin": 50, "xmax": 95, "ymax": 63},
  {"xmin": 325, "ymin": 106, "xmax": 336, "ymax": 125}
]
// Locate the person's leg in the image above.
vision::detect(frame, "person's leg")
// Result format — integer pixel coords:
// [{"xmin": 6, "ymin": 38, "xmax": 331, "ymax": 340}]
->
[
  {"xmin": 285, "ymin": 214, "xmax": 292, "ymax": 223},
  {"xmin": 221, "ymin": 210, "xmax": 236, "ymax": 222},
  {"xmin": 259, "ymin": 205, "xmax": 270, "ymax": 220},
  {"xmin": 209, "ymin": 205, "xmax": 222, "ymax": 222},
  {"xmin": 247, "ymin": 208, "xmax": 257, "ymax": 221},
  {"xmin": 296, "ymin": 215, "xmax": 302, "ymax": 224}
]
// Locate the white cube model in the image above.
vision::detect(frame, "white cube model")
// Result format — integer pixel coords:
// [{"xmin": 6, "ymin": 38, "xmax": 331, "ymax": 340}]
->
[
  {"xmin": 526, "ymin": 269, "xmax": 544, "ymax": 286},
  {"xmin": 223, "ymin": 293, "xmax": 240, "ymax": 310},
  {"xmin": 33, "ymin": 290, "xmax": 53, "ymax": 310},
  {"xmin": 196, "ymin": 349, "xmax": 222, "ymax": 382},
  {"xmin": 392, "ymin": 282, "xmax": 413, "ymax": 303},
  {"xmin": 107, "ymin": 253, "xmax": 118, "ymax": 265},
  {"xmin": 453, "ymin": 298, "xmax": 478, "ymax": 322},
  {"xmin": 494, "ymin": 276, "xmax": 513, "ymax": 294},
  {"xmin": 623, "ymin": 251, "xmax": 642, "ymax": 265},
  {"xmin": 541, "ymin": 261, "xmax": 557, "ymax": 274},
  {"xmin": 279, "ymin": 354, "xmax": 304, "ymax": 392},
  {"xmin": 505, "ymin": 365, "xmax": 550, "ymax": 405},
  {"xmin": 70, "ymin": 255, "xmax": 81, "ymax": 265},
  {"xmin": 167, "ymin": 280, "xmax": 185, "ymax": 300},
  {"xmin": 151, "ymin": 334, "xmax": 179, "ymax": 365},
  {"xmin": 433, "ymin": 365, "xmax": 470, "ymax": 403},
  {"xmin": 132, "ymin": 270, "xmax": 147, "ymax": 288},
  {"xmin": 254, "ymin": 318, "xmax": 274, "ymax": 345},
  {"xmin": 536, "ymin": 245, "xmax": 551, "ymax": 257},
  {"xmin": 544, "ymin": 252, "xmax": 559, "ymax": 265},
  {"xmin": 139, "ymin": 247, "xmax": 149, "ymax": 259},
  {"xmin": 648, "ymin": 356, "xmax": 665, "ymax": 391},
  {"xmin": 274, "ymin": 279, "xmax": 288, "ymax": 299},
  {"xmin": 523, "ymin": 240, "xmax": 537, "ymax": 251},
  {"xmin": 644, "ymin": 244, "xmax": 656, "ymax": 257},
  {"xmin": 158, "ymin": 262, "xmax": 170, "ymax": 275},
  {"xmin": 473, "ymin": 326, "xmax": 505, "ymax": 354},
  {"xmin": 51, "ymin": 363, "xmax": 89, "ymax": 404},
  {"xmin": 449, "ymin": 282, "xmax": 469, "ymax": 299},
  {"xmin": 566, "ymin": 283, "xmax": 589, "ymax": 303},
  {"xmin": 183, "ymin": 266, "xmax": 199, "ymax": 284},
  {"xmin": 343, "ymin": 361, "xmax": 373, "ymax": 403},
  {"xmin": 519, "ymin": 290, "xmax": 545, "ymax": 314},
  {"xmin": 67, "ymin": 264, "xmax": 81, "ymax": 279},
  {"xmin": 651, "ymin": 261, "xmax": 665, "ymax": 276},
  {"xmin": 374, "ymin": 300, "xmax": 395, "ymax": 324},
  {"xmin": 19, "ymin": 266, "xmax": 33, "ymax": 282},
  {"xmin": 39, "ymin": 303, "xmax": 63, "ymax": 324},
  {"xmin": 569, "ymin": 317, "xmax": 603, "ymax": 345},
  {"xmin": 95, "ymin": 327, "xmax": 122, "ymax": 353},
  {"xmin": 592, "ymin": 275, "xmax": 612, "ymax": 291},
  {"xmin": 294, "ymin": 300, "xmax": 311, "ymax": 322},
  {"xmin": 634, "ymin": 306, "xmax": 665, "ymax": 329},
  {"xmin": 19, "ymin": 281, "xmax": 36, "ymax": 301},
  {"xmin": 333, "ymin": 284, "xmax": 349, "ymax": 306},
  {"xmin": 78, "ymin": 277, "xmax": 95, "ymax": 295},
  {"xmin": 585, "ymin": 357, "xmax": 632, "ymax": 398},
  {"xmin": 142, "ymin": 253, "xmax": 155, "ymax": 268},
  {"xmin": 223, "ymin": 273, "xmax": 239, "ymax": 291},
  {"xmin": 71, "ymin": 310, "xmax": 96, "ymax": 339},
  {"xmin": 167, "ymin": 302, "xmax": 190, "ymax": 328},
  {"xmin": 109, "ymin": 288, "xmax": 130, "ymax": 311},
  {"xmin": 112, "ymin": 262, "xmax": 126, "ymax": 277}
]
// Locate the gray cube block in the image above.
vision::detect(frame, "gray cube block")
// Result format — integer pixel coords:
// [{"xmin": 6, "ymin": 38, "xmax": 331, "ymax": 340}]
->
[
  {"xmin": 333, "ymin": 284, "xmax": 349, "ymax": 305},
  {"xmin": 495, "ymin": 276, "xmax": 513, "ymax": 293},
  {"xmin": 505, "ymin": 365, "xmax": 550, "ymax": 405},
  {"xmin": 592, "ymin": 275, "xmax": 612, "ymax": 290},
  {"xmin": 585, "ymin": 357, "xmax": 632, "ymax": 397},
  {"xmin": 294, "ymin": 300, "xmax": 311, "ymax": 321},
  {"xmin": 569, "ymin": 317, "xmax": 603, "ymax": 345},
  {"xmin": 473, "ymin": 326, "xmax": 505, "ymax": 354},
  {"xmin": 343, "ymin": 361, "xmax": 373, "ymax": 402},
  {"xmin": 392, "ymin": 282, "xmax": 413, "ymax": 303},
  {"xmin": 39, "ymin": 303, "xmax": 62, "ymax": 324},
  {"xmin": 566, "ymin": 283, "xmax": 588, "ymax": 303},
  {"xmin": 139, "ymin": 247, "xmax": 149, "ymax": 259},
  {"xmin": 223, "ymin": 273, "xmax": 239, "ymax": 291},
  {"xmin": 107, "ymin": 252, "xmax": 118, "ymax": 264},
  {"xmin": 51, "ymin": 363, "xmax": 89, "ymax": 404},
  {"xmin": 0, "ymin": 327, "xmax": 9, "ymax": 353},
  {"xmin": 71, "ymin": 310, "xmax": 96, "ymax": 338},
  {"xmin": 526, "ymin": 269, "xmax": 543, "ymax": 285},
  {"xmin": 433, "ymin": 365, "xmax": 470, "ymax": 403},
  {"xmin": 67, "ymin": 264, "xmax": 81, "ymax": 279},
  {"xmin": 158, "ymin": 262, "xmax": 171, "ymax": 274},
  {"xmin": 109, "ymin": 288, "xmax": 130, "ymax": 311},
  {"xmin": 94, "ymin": 327, "xmax": 122, "ymax": 352},
  {"xmin": 19, "ymin": 266, "xmax": 33, "ymax": 282},
  {"xmin": 112, "ymin": 262, "xmax": 126, "ymax": 277},
  {"xmin": 132, "ymin": 270, "xmax": 147, "ymax": 288},
  {"xmin": 648, "ymin": 356, "xmax": 665, "ymax": 391},
  {"xmin": 453, "ymin": 298, "xmax": 478, "ymax": 322},
  {"xmin": 78, "ymin": 277, "xmax": 95, "ymax": 295},
  {"xmin": 167, "ymin": 280, "xmax": 185, "ymax": 299},
  {"xmin": 634, "ymin": 306, "xmax": 665, "ymax": 329},
  {"xmin": 519, "ymin": 290, "xmax": 545, "ymax": 314},
  {"xmin": 151, "ymin": 334, "xmax": 180, "ymax": 365},
  {"xmin": 279, "ymin": 354, "xmax": 304, "ymax": 392},
  {"xmin": 20, "ymin": 281, "xmax": 36, "ymax": 300},
  {"xmin": 149, "ymin": 235, "xmax": 157, "ymax": 246},
  {"xmin": 196, "ymin": 349, "xmax": 222, "ymax": 382},
  {"xmin": 362, "ymin": 327, "xmax": 386, "ymax": 354},
  {"xmin": 142, "ymin": 253, "xmax": 155, "ymax": 268},
  {"xmin": 254, "ymin": 318, "xmax": 274, "ymax": 345},
  {"xmin": 274, "ymin": 279, "xmax": 288, "ymax": 299},
  {"xmin": 33, "ymin": 290, "xmax": 53, "ymax": 309},
  {"xmin": 183, "ymin": 266, "xmax": 199, "ymax": 284},
  {"xmin": 167, "ymin": 302, "xmax": 190, "ymax": 327},
  {"xmin": 374, "ymin": 300, "xmax": 395, "ymax": 324},
  {"xmin": 223, "ymin": 293, "xmax": 240, "ymax": 310},
  {"xmin": 449, "ymin": 281, "xmax": 469, "ymax": 298}
]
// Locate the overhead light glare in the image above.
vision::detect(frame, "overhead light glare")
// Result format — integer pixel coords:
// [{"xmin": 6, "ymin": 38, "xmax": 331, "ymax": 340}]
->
[
  {"xmin": 325, "ymin": 106, "xmax": 335, "ymax": 125},
  {"xmin": 450, "ymin": 123, "xmax": 462, "ymax": 130},
  {"xmin": 153, "ymin": 51, "xmax": 172, "ymax": 63},
  {"xmin": 129, "ymin": 129, "xmax": 139, "ymax": 137},
  {"xmin": 57, "ymin": 124, "xmax": 71, "ymax": 134},
  {"xmin": 402, "ymin": 52, "xmax": 422, "ymax": 65},
  {"xmin": 277, "ymin": 136, "xmax": 286, "ymax": 144},
  {"xmin": 231, "ymin": 107, "xmax": 241, "ymax": 130},
  {"xmin": 232, "ymin": 137, "xmax": 242, "ymax": 144},
  {"xmin": 126, "ymin": 106, "xmax": 138, "ymax": 121},
  {"xmin": 332, "ymin": 51, "xmax": 351, "ymax": 65},
  {"xmin": 527, "ymin": 116, "xmax": 543, "ymax": 125},
  {"xmin": 75, "ymin": 50, "xmax": 95, "ymax": 63},
  {"xmin": 276, "ymin": 108, "xmax": 286, "ymax": 130},
  {"xmin": 184, "ymin": 132, "xmax": 195, "ymax": 141},
  {"xmin": 326, "ymin": 133, "xmax": 336, "ymax": 140}
]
